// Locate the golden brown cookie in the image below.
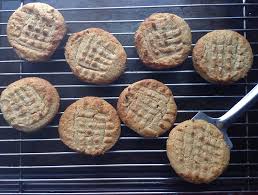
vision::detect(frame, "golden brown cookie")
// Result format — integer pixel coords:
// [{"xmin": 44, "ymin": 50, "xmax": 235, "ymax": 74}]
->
[
  {"xmin": 0, "ymin": 77, "xmax": 60, "ymax": 132},
  {"xmin": 135, "ymin": 13, "xmax": 192, "ymax": 69},
  {"xmin": 7, "ymin": 2, "xmax": 66, "ymax": 62},
  {"xmin": 117, "ymin": 79, "xmax": 177, "ymax": 137},
  {"xmin": 192, "ymin": 30, "xmax": 253, "ymax": 84},
  {"xmin": 59, "ymin": 97, "xmax": 121, "ymax": 156},
  {"xmin": 167, "ymin": 119, "xmax": 230, "ymax": 184},
  {"xmin": 65, "ymin": 28, "xmax": 127, "ymax": 84}
]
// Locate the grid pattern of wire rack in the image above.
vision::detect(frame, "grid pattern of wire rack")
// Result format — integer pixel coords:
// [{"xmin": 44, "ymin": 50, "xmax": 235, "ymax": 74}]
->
[{"xmin": 1, "ymin": 0, "xmax": 258, "ymax": 194}]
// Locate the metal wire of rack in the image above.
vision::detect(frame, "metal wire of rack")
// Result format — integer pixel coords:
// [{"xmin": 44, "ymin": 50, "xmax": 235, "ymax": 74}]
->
[{"xmin": 0, "ymin": 0, "xmax": 258, "ymax": 194}]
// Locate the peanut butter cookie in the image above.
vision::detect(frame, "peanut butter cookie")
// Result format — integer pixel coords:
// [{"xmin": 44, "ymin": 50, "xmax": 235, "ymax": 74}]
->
[
  {"xmin": 192, "ymin": 30, "xmax": 253, "ymax": 84},
  {"xmin": 7, "ymin": 3, "xmax": 66, "ymax": 62},
  {"xmin": 0, "ymin": 77, "xmax": 60, "ymax": 132},
  {"xmin": 65, "ymin": 28, "xmax": 127, "ymax": 84},
  {"xmin": 167, "ymin": 119, "xmax": 230, "ymax": 184},
  {"xmin": 117, "ymin": 79, "xmax": 177, "ymax": 137},
  {"xmin": 135, "ymin": 13, "xmax": 192, "ymax": 69},
  {"xmin": 59, "ymin": 97, "xmax": 121, "ymax": 156}
]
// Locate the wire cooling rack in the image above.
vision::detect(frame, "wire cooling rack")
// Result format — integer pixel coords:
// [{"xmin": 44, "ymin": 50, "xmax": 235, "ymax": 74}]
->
[{"xmin": 1, "ymin": 0, "xmax": 258, "ymax": 194}]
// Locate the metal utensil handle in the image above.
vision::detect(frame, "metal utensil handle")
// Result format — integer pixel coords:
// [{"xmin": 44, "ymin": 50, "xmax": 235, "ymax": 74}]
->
[{"xmin": 217, "ymin": 84, "xmax": 258, "ymax": 129}]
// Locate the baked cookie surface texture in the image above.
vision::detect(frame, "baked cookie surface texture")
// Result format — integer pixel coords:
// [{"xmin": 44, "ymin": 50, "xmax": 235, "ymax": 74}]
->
[
  {"xmin": 0, "ymin": 77, "xmax": 60, "ymax": 132},
  {"xmin": 167, "ymin": 119, "xmax": 230, "ymax": 184},
  {"xmin": 65, "ymin": 28, "xmax": 127, "ymax": 84},
  {"xmin": 193, "ymin": 30, "xmax": 253, "ymax": 84},
  {"xmin": 117, "ymin": 79, "xmax": 177, "ymax": 137},
  {"xmin": 7, "ymin": 2, "xmax": 66, "ymax": 62},
  {"xmin": 59, "ymin": 97, "xmax": 121, "ymax": 156},
  {"xmin": 135, "ymin": 13, "xmax": 192, "ymax": 69}
]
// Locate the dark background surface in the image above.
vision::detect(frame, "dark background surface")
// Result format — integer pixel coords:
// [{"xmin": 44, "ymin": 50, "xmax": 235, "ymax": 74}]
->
[{"xmin": 0, "ymin": 0, "xmax": 258, "ymax": 194}]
